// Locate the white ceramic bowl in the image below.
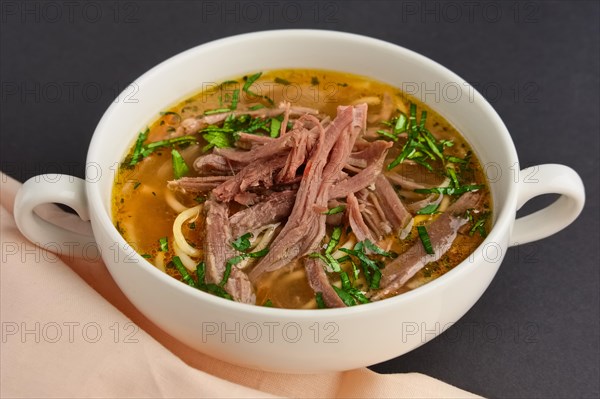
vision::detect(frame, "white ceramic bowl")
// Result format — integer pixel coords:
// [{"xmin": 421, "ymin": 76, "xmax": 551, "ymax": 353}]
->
[{"xmin": 13, "ymin": 30, "xmax": 585, "ymax": 373}]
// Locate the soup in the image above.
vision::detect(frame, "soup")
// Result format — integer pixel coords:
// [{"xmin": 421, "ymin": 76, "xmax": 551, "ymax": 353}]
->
[{"xmin": 112, "ymin": 69, "xmax": 492, "ymax": 309}]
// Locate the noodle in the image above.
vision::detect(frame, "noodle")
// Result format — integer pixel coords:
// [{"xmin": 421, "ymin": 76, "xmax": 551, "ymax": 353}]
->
[
  {"xmin": 165, "ymin": 190, "xmax": 189, "ymax": 213},
  {"xmin": 154, "ymin": 251, "xmax": 166, "ymax": 272},
  {"xmin": 172, "ymin": 240, "xmax": 198, "ymax": 272},
  {"xmin": 238, "ymin": 223, "xmax": 280, "ymax": 270},
  {"xmin": 173, "ymin": 205, "xmax": 202, "ymax": 257}
]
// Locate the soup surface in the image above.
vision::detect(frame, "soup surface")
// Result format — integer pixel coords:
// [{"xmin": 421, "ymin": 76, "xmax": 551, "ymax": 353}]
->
[{"xmin": 112, "ymin": 69, "xmax": 492, "ymax": 309}]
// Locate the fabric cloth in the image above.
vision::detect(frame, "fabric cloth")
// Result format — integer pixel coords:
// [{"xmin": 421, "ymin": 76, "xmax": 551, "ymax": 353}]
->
[{"xmin": 0, "ymin": 172, "xmax": 480, "ymax": 398}]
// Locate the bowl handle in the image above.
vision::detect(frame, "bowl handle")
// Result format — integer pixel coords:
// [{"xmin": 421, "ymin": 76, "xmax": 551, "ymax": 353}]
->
[
  {"xmin": 510, "ymin": 164, "xmax": 585, "ymax": 247},
  {"xmin": 13, "ymin": 174, "xmax": 97, "ymax": 258}
]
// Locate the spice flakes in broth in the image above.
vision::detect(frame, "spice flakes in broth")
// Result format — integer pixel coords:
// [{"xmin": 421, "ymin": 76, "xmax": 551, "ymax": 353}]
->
[{"xmin": 112, "ymin": 69, "xmax": 492, "ymax": 309}]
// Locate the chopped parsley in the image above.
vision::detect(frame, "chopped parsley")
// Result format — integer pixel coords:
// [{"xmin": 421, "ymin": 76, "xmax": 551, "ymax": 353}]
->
[
  {"xmin": 414, "ymin": 184, "xmax": 483, "ymax": 196},
  {"xmin": 204, "ymin": 108, "xmax": 232, "ymax": 115},
  {"xmin": 242, "ymin": 72, "xmax": 274, "ymax": 104},
  {"xmin": 466, "ymin": 210, "xmax": 490, "ymax": 238},
  {"xmin": 325, "ymin": 227, "xmax": 342, "ymax": 255},
  {"xmin": 263, "ymin": 299, "xmax": 274, "ymax": 307},
  {"xmin": 128, "ymin": 128, "xmax": 149, "ymax": 166},
  {"xmin": 171, "ymin": 148, "xmax": 189, "ymax": 179},
  {"xmin": 195, "ymin": 262, "xmax": 233, "ymax": 300},
  {"xmin": 417, "ymin": 226, "xmax": 434, "ymax": 254},
  {"xmin": 269, "ymin": 117, "xmax": 281, "ymax": 138},
  {"xmin": 200, "ymin": 113, "xmax": 278, "ymax": 151},
  {"xmin": 172, "ymin": 256, "xmax": 197, "ymax": 288},
  {"xmin": 243, "ymin": 72, "xmax": 262, "ymax": 94},
  {"xmin": 416, "ymin": 203, "xmax": 440, "ymax": 215},
  {"xmin": 387, "ymin": 103, "xmax": 453, "ymax": 171},
  {"xmin": 315, "ymin": 292, "xmax": 327, "ymax": 309},
  {"xmin": 232, "ymin": 232, "xmax": 253, "ymax": 252},
  {"xmin": 221, "ymin": 233, "xmax": 270, "ymax": 286},
  {"xmin": 158, "ymin": 237, "xmax": 168, "ymax": 252},
  {"xmin": 322, "ymin": 205, "xmax": 346, "ymax": 215},
  {"xmin": 229, "ymin": 89, "xmax": 240, "ymax": 110},
  {"xmin": 274, "ymin": 77, "xmax": 291, "ymax": 85}
]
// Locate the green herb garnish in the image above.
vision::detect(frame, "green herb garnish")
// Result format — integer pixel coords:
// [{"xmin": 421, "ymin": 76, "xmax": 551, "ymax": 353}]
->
[
  {"xmin": 171, "ymin": 149, "xmax": 189, "ymax": 179},
  {"xmin": 376, "ymin": 129, "xmax": 399, "ymax": 141},
  {"xmin": 202, "ymin": 130, "xmax": 232, "ymax": 151},
  {"xmin": 414, "ymin": 184, "xmax": 483, "ymax": 195},
  {"xmin": 232, "ymin": 232, "xmax": 253, "ymax": 252},
  {"xmin": 172, "ymin": 256, "xmax": 197, "ymax": 288},
  {"xmin": 269, "ymin": 118, "xmax": 281, "ymax": 138},
  {"xmin": 159, "ymin": 237, "xmax": 168, "ymax": 252},
  {"xmin": 190, "ymin": 262, "xmax": 232, "ymax": 300},
  {"xmin": 322, "ymin": 205, "xmax": 346, "ymax": 215},
  {"xmin": 243, "ymin": 72, "xmax": 262, "ymax": 94},
  {"xmin": 274, "ymin": 77, "xmax": 291, "ymax": 85},
  {"xmin": 363, "ymin": 239, "xmax": 395, "ymax": 257},
  {"xmin": 332, "ymin": 285, "xmax": 356, "ymax": 306},
  {"xmin": 325, "ymin": 227, "xmax": 342, "ymax": 255},
  {"xmin": 129, "ymin": 128, "xmax": 149, "ymax": 166},
  {"xmin": 145, "ymin": 135, "xmax": 197, "ymax": 151},
  {"xmin": 196, "ymin": 261, "xmax": 205, "ymax": 285},
  {"xmin": 248, "ymin": 247, "xmax": 269, "ymax": 258},
  {"xmin": 309, "ymin": 252, "xmax": 341, "ymax": 273},
  {"xmin": 339, "ymin": 246, "xmax": 383, "ymax": 290},
  {"xmin": 204, "ymin": 108, "xmax": 232, "ymax": 115},
  {"xmin": 315, "ymin": 292, "xmax": 326, "ymax": 308},
  {"xmin": 387, "ymin": 103, "xmax": 450, "ymax": 171},
  {"xmin": 394, "ymin": 112, "xmax": 408, "ymax": 133},
  {"xmin": 416, "ymin": 203, "xmax": 440, "ymax": 215},
  {"xmin": 417, "ymin": 226, "xmax": 434, "ymax": 254},
  {"xmin": 446, "ymin": 167, "xmax": 460, "ymax": 188},
  {"xmin": 446, "ymin": 155, "xmax": 466, "ymax": 164},
  {"xmin": 221, "ymin": 255, "xmax": 245, "ymax": 286},
  {"xmin": 468, "ymin": 211, "xmax": 490, "ymax": 238},
  {"xmin": 229, "ymin": 89, "xmax": 239, "ymax": 110}
]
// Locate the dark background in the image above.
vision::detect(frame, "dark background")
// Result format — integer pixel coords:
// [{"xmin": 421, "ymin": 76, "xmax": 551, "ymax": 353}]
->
[{"xmin": 1, "ymin": 1, "xmax": 598, "ymax": 397}]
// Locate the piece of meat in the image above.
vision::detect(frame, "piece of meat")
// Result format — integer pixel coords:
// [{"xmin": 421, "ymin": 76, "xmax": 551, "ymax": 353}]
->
[
  {"xmin": 329, "ymin": 140, "xmax": 392, "ymax": 199},
  {"xmin": 212, "ymin": 156, "xmax": 287, "ymax": 202},
  {"xmin": 384, "ymin": 172, "xmax": 438, "ymax": 191},
  {"xmin": 276, "ymin": 127, "xmax": 309, "ymax": 183},
  {"xmin": 229, "ymin": 190, "xmax": 296, "ymax": 237},
  {"xmin": 235, "ymin": 133, "xmax": 274, "ymax": 149},
  {"xmin": 371, "ymin": 191, "xmax": 483, "ymax": 300},
  {"xmin": 304, "ymin": 257, "xmax": 346, "ymax": 308},
  {"xmin": 168, "ymin": 175, "xmax": 231, "ymax": 193},
  {"xmin": 233, "ymin": 192, "xmax": 259, "ymax": 206},
  {"xmin": 203, "ymin": 200, "xmax": 255, "ymax": 304},
  {"xmin": 346, "ymin": 192, "xmax": 374, "ymax": 242},
  {"xmin": 373, "ymin": 175, "xmax": 412, "ymax": 234},
  {"xmin": 193, "ymin": 153, "xmax": 241, "ymax": 175},
  {"xmin": 248, "ymin": 106, "xmax": 356, "ymax": 282}
]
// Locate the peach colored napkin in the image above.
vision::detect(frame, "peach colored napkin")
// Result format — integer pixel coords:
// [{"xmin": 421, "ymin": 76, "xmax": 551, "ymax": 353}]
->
[{"xmin": 0, "ymin": 172, "xmax": 481, "ymax": 398}]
